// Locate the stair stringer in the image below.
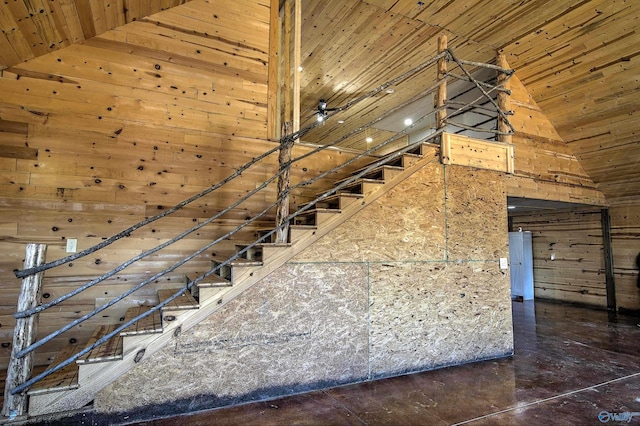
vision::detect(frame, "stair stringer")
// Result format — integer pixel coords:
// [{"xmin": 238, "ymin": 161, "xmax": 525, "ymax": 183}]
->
[{"xmin": 28, "ymin": 145, "xmax": 439, "ymax": 416}]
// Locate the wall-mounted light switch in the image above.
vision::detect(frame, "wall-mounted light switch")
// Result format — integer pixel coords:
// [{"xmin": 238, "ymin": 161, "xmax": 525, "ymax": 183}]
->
[{"xmin": 66, "ymin": 238, "xmax": 77, "ymax": 253}]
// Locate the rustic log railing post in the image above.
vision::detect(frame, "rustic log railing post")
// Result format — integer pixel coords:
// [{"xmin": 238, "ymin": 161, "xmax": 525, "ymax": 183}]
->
[
  {"xmin": 275, "ymin": 136, "xmax": 294, "ymax": 243},
  {"xmin": 496, "ymin": 54, "xmax": 512, "ymax": 144},
  {"xmin": 435, "ymin": 34, "xmax": 448, "ymax": 131},
  {"xmin": 2, "ymin": 243, "xmax": 47, "ymax": 418},
  {"xmin": 292, "ymin": 0, "xmax": 301, "ymax": 139}
]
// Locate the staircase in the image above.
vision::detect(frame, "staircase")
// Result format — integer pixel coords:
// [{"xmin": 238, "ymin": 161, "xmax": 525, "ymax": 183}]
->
[{"xmin": 22, "ymin": 142, "xmax": 438, "ymax": 416}]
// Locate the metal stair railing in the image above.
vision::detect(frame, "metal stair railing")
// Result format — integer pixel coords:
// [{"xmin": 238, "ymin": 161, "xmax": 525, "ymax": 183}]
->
[{"xmin": 5, "ymin": 47, "xmax": 515, "ymax": 400}]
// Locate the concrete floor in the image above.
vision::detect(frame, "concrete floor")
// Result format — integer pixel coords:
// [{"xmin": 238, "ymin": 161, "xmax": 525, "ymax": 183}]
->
[{"xmin": 130, "ymin": 300, "xmax": 640, "ymax": 426}]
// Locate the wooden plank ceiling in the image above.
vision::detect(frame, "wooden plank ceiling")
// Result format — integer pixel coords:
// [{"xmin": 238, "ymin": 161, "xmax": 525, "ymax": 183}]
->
[
  {"xmin": 0, "ymin": 0, "xmax": 638, "ymax": 202},
  {"xmin": 0, "ymin": 0, "xmax": 192, "ymax": 69},
  {"xmin": 296, "ymin": 0, "xmax": 640, "ymax": 203}
]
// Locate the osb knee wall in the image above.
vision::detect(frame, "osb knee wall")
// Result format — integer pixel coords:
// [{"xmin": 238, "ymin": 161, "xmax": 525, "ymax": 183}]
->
[{"xmin": 95, "ymin": 162, "xmax": 513, "ymax": 414}]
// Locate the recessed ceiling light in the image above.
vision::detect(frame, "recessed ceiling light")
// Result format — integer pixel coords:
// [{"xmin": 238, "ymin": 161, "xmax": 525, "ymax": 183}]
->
[
  {"xmin": 298, "ymin": 66, "xmax": 303, "ymax": 72},
  {"xmin": 338, "ymin": 120, "xmax": 345, "ymax": 124},
  {"xmin": 386, "ymin": 89, "xmax": 395, "ymax": 94},
  {"xmin": 366, "ymin": 136, "xmax": 373, "ymax": 143},
  {"xmin": 404, "ymin": 118, "xmax": 413, "ymax": 126}
]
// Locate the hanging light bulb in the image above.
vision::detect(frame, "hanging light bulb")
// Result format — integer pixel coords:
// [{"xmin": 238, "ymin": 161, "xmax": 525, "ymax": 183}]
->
[{"xmin": 366, "ymin": 136, "xmax": 373, "ymax": 143}]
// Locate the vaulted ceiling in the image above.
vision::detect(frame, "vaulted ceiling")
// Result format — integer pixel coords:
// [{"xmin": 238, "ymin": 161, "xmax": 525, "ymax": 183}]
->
[
  {"xmin": 1, "ymin": 0, "xmax": 638, "ymax": 203},
  {"xmin": 297, "ymin": 0, "xmax": 640, "ymax": 203}
]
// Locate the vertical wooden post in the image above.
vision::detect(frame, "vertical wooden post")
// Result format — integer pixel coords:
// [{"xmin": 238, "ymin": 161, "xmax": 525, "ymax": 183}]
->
[
  {"xmin": 601, "ymin": 208, "xmax": 617, "ymax": 312},
  {"xmin": 434, "ymin": 34, "xmax": 447, "ymax": 131},
  {"xmin": 275, "ymin": 0, "xmax": 299, "ymax": 243},
  {"xmin": 496, "ymin": 54, "xmax": 512, "ymax": 144},
  {"xmin": 2, "ymin": 243, "xmax": 47, "ymax": 418},
  {"xmin": 282, "ymin": 0, "xmax": 292, "ymax": 133},
  {"xmin": 275, "ymin": 138, "xmax": 294, "ymax": 243},
  {"xmin": 267, "ymin": 0, "xmax": 279, "ymax": 140},
  {"xmin": 292, "ymin": 0, "xmax": 301, "ymax": 139}
]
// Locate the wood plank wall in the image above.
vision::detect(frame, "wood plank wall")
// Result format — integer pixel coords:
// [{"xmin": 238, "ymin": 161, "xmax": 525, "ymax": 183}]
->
[
  {"xmin": 505, "ymin": 73, "xmax": 606, "ymax": 206},
  {"xmin": 511, "ymin": 209, "xmax": 606, "ymax": 308},
  {"xmin": 0, "ymin": 0, "xmax": 372, "ymax": 371},
  {"xmin": 610, "ymin": 202, "xmax": 640, "ymax": 312}
]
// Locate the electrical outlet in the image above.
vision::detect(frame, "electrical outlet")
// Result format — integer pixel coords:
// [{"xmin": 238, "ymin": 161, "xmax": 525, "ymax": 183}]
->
[{"xmin": 66, "ymin": 238, "xmax": 77, "ymax": 253}]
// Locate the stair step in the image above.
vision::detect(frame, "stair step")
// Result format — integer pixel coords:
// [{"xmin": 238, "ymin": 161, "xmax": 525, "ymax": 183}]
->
[
  {"xmin": 157, "ymin": 288, "xmax": 199, "ymax": 311},
  {"xmin": 330, "ymin": 178, "xmax": 385, "ymax": 196},
  {"xmin": 236, "ymin": 242, "xmax": 292, "ymax": 260},
  {"xmin": 77, "ymin": 324, "xmax": 123, "ymax": 365},
  {"xmin": 383, "ymin": 152, "xmax": 422, "ymax": 169},
  {"xmin": 27, "ymin": 345, "xmax": 80, "ymax": 395},
  {"xmin": 211, "ymin": 256, "xmax": 264, "ymax": 267},
  {"xmin": 186, "ymin": 272, "xmax": 232, "ymax": 300},
  {"xmin": 120, "ymin": 306, "xmax": 163, "ymax": 336},
  {"xmin": 335, "ymin": 165, "xmax": 404, "ymax": 186},
  {"xmin": 301, "ymin": 193, "xmax": 364, "ymax": 211},
  {"xmin": 210, "ymin": 256, "xmax": 263, "ymax": 283},
  {"xmin": 254, "ymin": 228, "xmax": 276, "ymax": 243},
  {"xmin": 293, "ymin": 209, "xmax": 342, "ymax": 226},
  {"xmin": 235, "ymin": 243, "xmax": 263, "ymax": 261},
  {"xmin": 258, "ymin": 242, "xmax": 292, "ymax": 248},
  {"xmin": 289, "ymin": 224, "xmax": 318, "ymax": 243},
  {"xmin": 186, "ymin": 272, "xmax": 232, "ymax": 288}
]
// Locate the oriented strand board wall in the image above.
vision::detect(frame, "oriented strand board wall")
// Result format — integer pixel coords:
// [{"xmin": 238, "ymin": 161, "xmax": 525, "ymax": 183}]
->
[
  {"xmin": 94, "ymin": 162, "xmax": 513, "ymax": 418},
  {"xmin": 610, "ymin": 203, "xmax": 640, "ymax": 312},
  {"xmin": 511, "ymin": 209, "xmax": 606, "ymax": 307},
  {"xmin": 0, "ymin": 1, "xmax": 373, "ymax": 372}
]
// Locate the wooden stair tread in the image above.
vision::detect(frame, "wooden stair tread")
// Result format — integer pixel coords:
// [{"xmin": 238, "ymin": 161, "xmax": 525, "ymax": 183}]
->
[
  {"xmin": 259, "ymin": 242, "xmax": 292, "ymax": 248},
  {"xmin": 120, "ymin": 306, "xmax": 163, "ymax": 336},
  {"xmin": 335, "ymin": 164, "xmax": 404, "ymax": 185},
  {"xmin": 158, "ymin": 288, "xmax": 199, "ymax": 311},
  {"xmin": 186, "ymin": 272, "xmax": 232, "ymax": 288},
  {"xmin": 353, "ymin": 164, "xmax": 404, "ymax": 174},
  {"xmin": 77, "ymin": 324, "xmax": 123, "ymax": 365},
  {"xmin": 28, "ymin": 345, "xmax": 79, "ymax": 395},
  {"xmin": 289, "ymin": 224, "xmax": 317, "ymax": 230},
  {"xmin": 211, "ymin": 256, "xmax": 263, "ymax": 267},
  {"xmin": 322, "ymin": 193, "xmax": 364, "ymax": 200},
  {"xmin": 296, "ymin": 208, "xmax": 342, "ymax": 216},
  {"xmin": 300, "ymin": 193, "xmax": 364, "ymax": 212},
  {"xmin": 383, "ymin": 152, "xmax": 423, "ymax": 168},
  {"xmin": 329, "ymin": 192, "xmax": 366, "ymax": 198},
  {"xmin": 236, "ymin": 242, "xmax": 292, "ymax": 248},
  {"xmin": 330, "ymin": 178, "xmax": 385, "ymax": 195},
  {"xmin": 335, "ymin": 177, "xmax": 385, "ymax": 187}
]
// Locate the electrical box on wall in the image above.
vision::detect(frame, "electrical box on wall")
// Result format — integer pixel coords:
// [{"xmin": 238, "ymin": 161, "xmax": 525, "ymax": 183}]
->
[
  {"xmin": 499, "ymin": 258, "xmax": 509, "ymax": 269},
  {"xmin": 66, "ymin": 238, "xmax": 77, "ymax": 253}
]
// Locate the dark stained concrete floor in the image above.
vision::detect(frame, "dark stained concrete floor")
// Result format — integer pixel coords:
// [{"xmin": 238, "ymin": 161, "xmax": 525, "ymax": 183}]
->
[{"xmin": 131, "ymin": 300, "xmax": 640, "ymax": 425}]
